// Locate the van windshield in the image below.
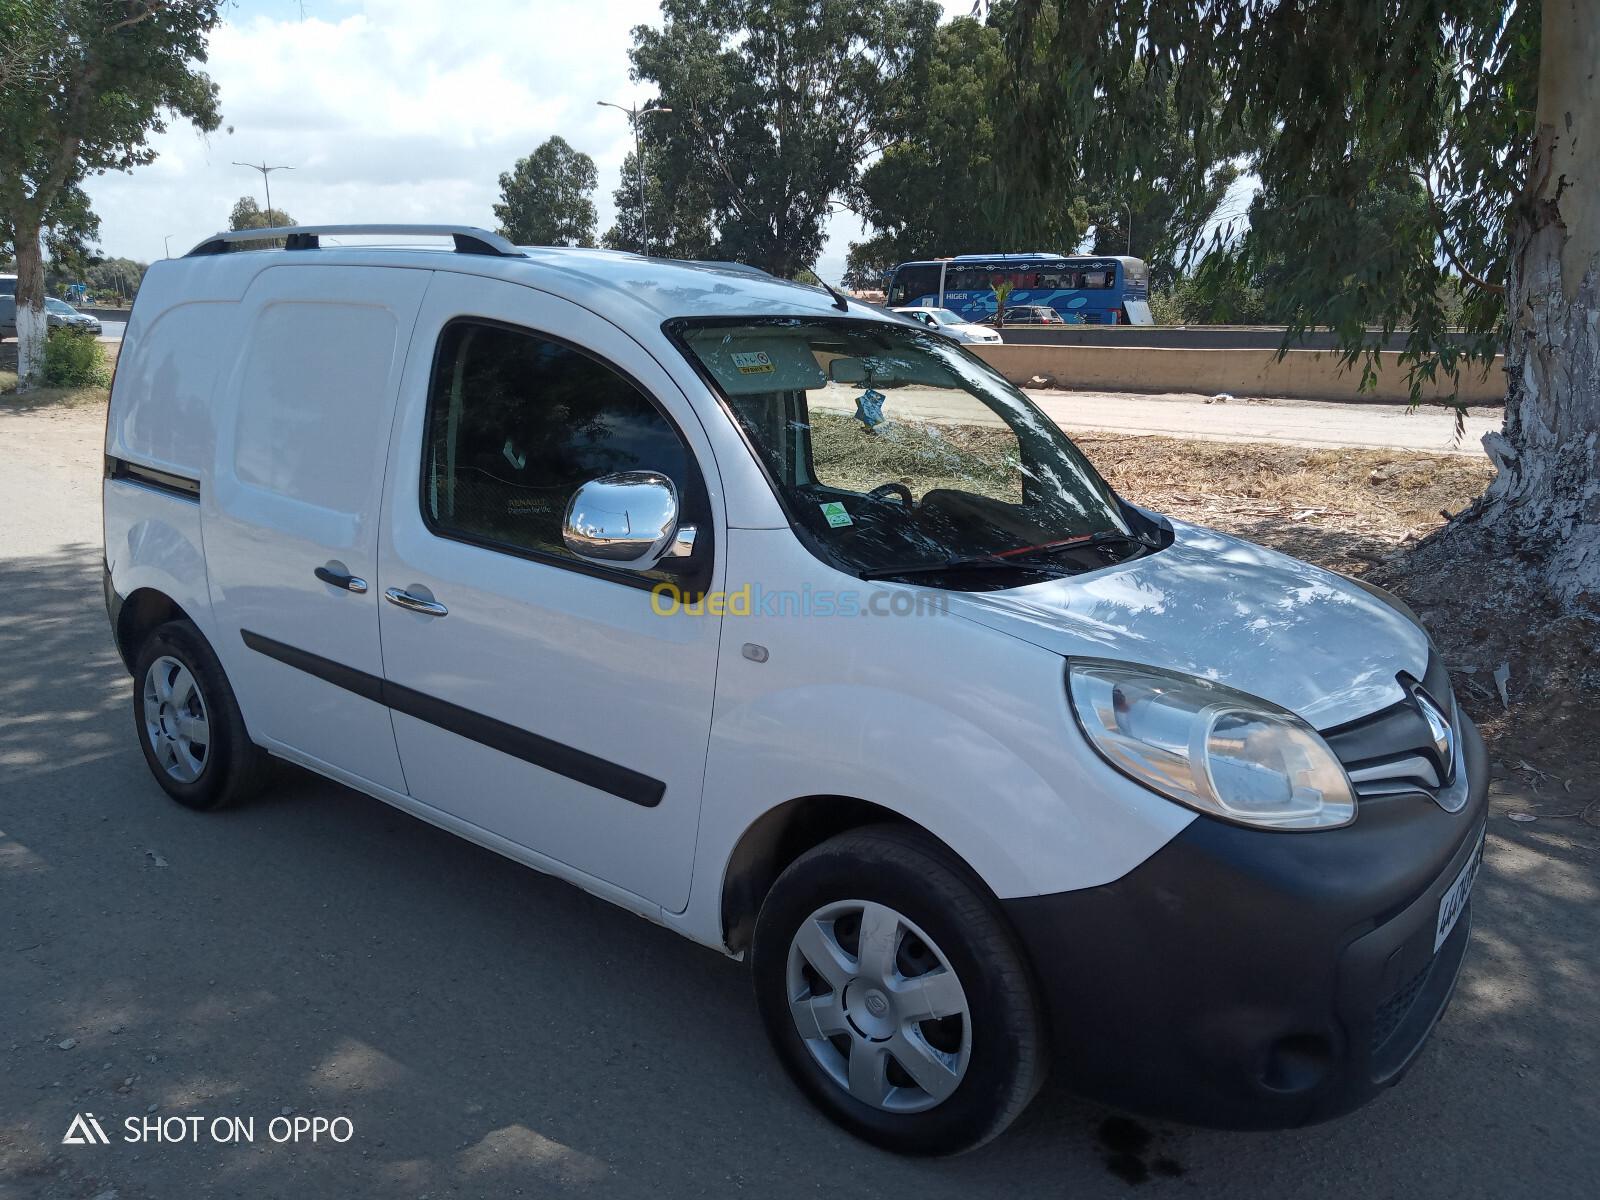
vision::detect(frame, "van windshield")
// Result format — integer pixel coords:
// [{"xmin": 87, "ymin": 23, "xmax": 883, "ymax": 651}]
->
[{"xmin": 674, "ymin": 317, "xmax": 1143, "ymax": 587}]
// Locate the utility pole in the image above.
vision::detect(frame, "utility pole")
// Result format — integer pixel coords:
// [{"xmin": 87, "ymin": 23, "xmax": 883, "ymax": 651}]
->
[
  {"xmin": 232, "ymin": 160, "xmax": 295, "ymax": 222},
  {"xmin": 596, "ymin": 100, "xmax": 672, "ymax": 255}
]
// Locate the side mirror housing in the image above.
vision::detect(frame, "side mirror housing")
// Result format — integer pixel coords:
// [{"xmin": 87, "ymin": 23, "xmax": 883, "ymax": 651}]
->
[{"xmin": 562, "ymin": 471, "xmax": 681, "ymax": 571}]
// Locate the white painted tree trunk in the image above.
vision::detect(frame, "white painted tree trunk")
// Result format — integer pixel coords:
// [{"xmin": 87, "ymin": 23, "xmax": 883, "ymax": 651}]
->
[
  {"xmin": 1480, "ymin": 0, "xmax": 1600, "ymax": 606},
  {"xmin": 12, "ymin": 225, "xmax": 47, "ymax": 391}
]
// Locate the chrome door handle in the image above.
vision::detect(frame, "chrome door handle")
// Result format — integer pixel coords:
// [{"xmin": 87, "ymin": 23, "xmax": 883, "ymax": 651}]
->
[
  {"xmin": 384, "ymin": 587, "xmax": 448, "ymax": 617},
  {"xmin": 314, "ymin": 565, "xmax": 368, "ymax": 593}
]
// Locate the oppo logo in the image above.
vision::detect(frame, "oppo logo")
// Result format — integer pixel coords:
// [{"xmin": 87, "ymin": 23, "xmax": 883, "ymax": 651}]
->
[
  {"xmin": 62, "ymin": 1111, "xmax": 354, "ymax": 1146},
  {"xmin": 62, "ymin": 1113, "xmax": 111, "ymax": 1145}
]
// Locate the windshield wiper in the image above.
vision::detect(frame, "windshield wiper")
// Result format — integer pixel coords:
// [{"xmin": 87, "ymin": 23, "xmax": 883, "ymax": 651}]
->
[
  {"xmin": 993, "ymin": 529, "xmax": 1160, "ymax": 563},
  {"xmin": 859, "ymin": 529, "xmax": 1161, "ymax": 582},
  {"xmin": 858, "ymin": 556, "xmax": 1081, "ymax": 581}
]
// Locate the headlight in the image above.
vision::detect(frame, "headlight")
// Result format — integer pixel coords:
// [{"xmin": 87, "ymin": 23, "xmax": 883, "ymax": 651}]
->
[{"xmin": 1068, "ymin": 659, "xmax": 1355, "ymax": 830}]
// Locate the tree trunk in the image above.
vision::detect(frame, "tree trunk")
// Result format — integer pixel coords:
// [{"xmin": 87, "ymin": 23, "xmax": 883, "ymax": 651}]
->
[
  {"xmin": 12, "ymin": 223, "xmax": 47, "ymax": 391},
  {"xmin": 1480, "ymin": 0, "xmax": 1600, "ymax": 607}
]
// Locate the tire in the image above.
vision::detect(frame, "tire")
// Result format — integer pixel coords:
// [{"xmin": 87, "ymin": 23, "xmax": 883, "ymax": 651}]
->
[
  {"xmin": 751, "ymin": 824, "xmax": 1048, "ymax": 1155},
  {"xmin": 131, "ymin": 619, "xmax": 269, "ymax": 811}
]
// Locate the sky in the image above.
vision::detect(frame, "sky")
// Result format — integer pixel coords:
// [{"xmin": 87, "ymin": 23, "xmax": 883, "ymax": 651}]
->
[{"xmin": 82, "ymin": 0, "xmax": 977, "ymax": 283}]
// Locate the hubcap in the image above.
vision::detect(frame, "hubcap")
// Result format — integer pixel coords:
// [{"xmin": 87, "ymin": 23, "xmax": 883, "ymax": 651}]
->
[
  {"xmin": 141, "ymin": 656, "xmax": 211, "ymax": 784},
  {"xmin": 785, "ymin": 899, "xmax": 971, "ymax": 1113}
]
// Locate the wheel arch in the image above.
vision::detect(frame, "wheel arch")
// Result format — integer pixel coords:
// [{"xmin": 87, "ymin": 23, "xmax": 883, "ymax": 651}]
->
[
  {"xmin": 718, "ymin": 795, "xmax": 982, "ymax": 955},
  {"xmin": 113, "ymin": 587, "xmax": 194, "ymax": 674}
]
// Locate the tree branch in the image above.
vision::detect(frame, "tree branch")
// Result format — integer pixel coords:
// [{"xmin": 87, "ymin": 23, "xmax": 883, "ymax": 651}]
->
[{"xmin": 1415, "ymin": 168, "xmax": 1506, "ymax": 295}]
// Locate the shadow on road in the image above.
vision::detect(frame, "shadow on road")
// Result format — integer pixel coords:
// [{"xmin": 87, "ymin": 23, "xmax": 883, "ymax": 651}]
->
[{"xmin": 1, "ymin": 544, "xmax": 1595, "ymax": 1199}]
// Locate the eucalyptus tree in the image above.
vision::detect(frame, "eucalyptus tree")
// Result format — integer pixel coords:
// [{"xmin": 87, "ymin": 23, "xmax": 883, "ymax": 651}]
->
[
  {"xmin": 628, "ymin": 0, "xmax": 942, "ymax": 278},
  {"xmin": 493, "ymin": 136, "xmax": 599, "ymax": 248},
  {"xmin": 228, "ymin": 196, "xmax": 296, "ymax": 231},
  {"xmin": 1000, "ymin": 0, "xmax": 1597, "ymax": 604},
  {"xmin": 0, "ymin": 0, "xmax": 223, "ymax": 389},
  {"xmin": 602, "ymin": 149, "xmax": 717, "ymax": 260},
  {"xmin": 848, "ymin": 14, "xmax": 1234, "ymax": 291}
]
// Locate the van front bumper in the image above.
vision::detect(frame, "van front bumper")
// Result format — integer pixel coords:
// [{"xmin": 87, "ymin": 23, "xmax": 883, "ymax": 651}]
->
[{"xmin": 1003, "ymin": 712, "xmax": 1489, "ymax": 1130}]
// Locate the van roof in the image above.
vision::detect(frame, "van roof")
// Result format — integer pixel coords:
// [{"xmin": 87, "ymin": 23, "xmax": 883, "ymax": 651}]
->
[{"xmin": 166, "ymin": 228, "xmax": 871, "ymax": 327}]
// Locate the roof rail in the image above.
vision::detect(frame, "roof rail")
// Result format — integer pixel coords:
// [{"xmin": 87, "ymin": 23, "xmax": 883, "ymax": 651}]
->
[{"xmin": 185, "ymin": 224, "xmax": 526, "ymax": 259}]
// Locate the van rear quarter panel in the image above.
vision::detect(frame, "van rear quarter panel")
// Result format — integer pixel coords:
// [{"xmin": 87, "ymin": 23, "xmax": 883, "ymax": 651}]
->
[
  {"xmin": 102, "ymin": 479, "xmax": 217, "ymax": 652},
  {"xmin": 104, "ymin": 258, "xmax": 257, "ymax": 655}
]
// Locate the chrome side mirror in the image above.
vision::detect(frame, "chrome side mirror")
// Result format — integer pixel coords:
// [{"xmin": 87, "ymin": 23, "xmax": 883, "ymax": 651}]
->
[{"xmin": 562, "ymin": 471, "xmax": 682, "ymax": 570}]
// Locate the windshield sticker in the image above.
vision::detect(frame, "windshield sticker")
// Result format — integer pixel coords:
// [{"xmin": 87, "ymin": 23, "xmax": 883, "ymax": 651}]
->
[
  {"xmin": 731, "ymin": 350, "xmax": 776, "ymax": 375},
  {"xmin": 819, "ymin": 501, "xmax": 853, "ymax": 528},
  {"xmin": 854, "ymin": 388, "xmax": 887, "ymax": 431}
]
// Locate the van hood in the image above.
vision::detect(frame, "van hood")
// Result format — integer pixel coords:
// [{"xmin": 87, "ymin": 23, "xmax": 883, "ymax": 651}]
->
[{"xmin": 942, "ymin": 520, "xmax": 1430, "ymax": 729}]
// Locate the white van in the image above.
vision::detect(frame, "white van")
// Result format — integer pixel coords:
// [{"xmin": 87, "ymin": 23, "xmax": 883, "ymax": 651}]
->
[{"xmin": 103, "ymin": 225, "xmax": 1487, "ymax": 1153}]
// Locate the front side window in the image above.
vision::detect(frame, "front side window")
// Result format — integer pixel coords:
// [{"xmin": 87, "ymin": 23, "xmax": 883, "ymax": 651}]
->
[
  {"xmin": 675, "ymin": 318, "xmax": 1144, "ymax": 590},
  {"xmin": 423, "ymin": 320, "xmax": 705, "ymax": 581}
]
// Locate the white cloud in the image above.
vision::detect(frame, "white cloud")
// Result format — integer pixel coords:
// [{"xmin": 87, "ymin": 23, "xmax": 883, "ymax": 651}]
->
[
  {"xmin": 84, "ymin": 0, "xmax": 660, "ymax": 262},
  {"xmin": 83, "ymin": 0, "xmax": 976, "ymax": 278}
]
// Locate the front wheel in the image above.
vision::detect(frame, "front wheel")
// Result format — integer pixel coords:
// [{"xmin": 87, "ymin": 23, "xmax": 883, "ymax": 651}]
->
[{"xmin": 751, "ymin": 825, "xmax": 1048, "ymax": 1155}]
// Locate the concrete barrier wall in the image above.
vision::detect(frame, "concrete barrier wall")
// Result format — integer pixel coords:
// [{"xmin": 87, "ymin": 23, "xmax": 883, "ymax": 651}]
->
[{"xmin": 970, "ymin": 343, "xmax": 1507, "ymax": 405}]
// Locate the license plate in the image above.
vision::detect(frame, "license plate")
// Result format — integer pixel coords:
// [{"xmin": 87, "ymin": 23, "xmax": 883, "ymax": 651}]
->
[{"xmin": 1435, "ymin": 831, "xmax": 1484, "ymax": 952}]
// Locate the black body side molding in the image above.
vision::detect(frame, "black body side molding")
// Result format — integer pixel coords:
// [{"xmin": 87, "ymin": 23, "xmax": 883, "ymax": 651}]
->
[{"xmin": 240, "ymin": 630, "xmax": 665, "ymax": 808}]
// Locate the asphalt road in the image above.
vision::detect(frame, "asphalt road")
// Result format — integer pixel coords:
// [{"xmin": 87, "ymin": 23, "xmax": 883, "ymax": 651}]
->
[
  {"xmin": 1029, "ymin": 391, "xmax": 1501, "ymax": 456},
  {"xmin": 2, "ymin": 405, "xmax": 1595, "ymax": 1199}
]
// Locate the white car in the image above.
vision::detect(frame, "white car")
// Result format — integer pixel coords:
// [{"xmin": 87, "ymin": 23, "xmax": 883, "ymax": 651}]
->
[
  {"xmin": 104, "ymin": 225, "xmax": 1486, "ymax": 1154},
  {"xmin": 891, "ymin": 305, "xmax": 1002, "ymax": 344}
]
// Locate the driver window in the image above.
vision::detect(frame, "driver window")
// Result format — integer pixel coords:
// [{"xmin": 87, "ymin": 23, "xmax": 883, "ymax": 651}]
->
[{"xmin": 422, "ymin": 320, "xmax": 703, "ymax": 570}]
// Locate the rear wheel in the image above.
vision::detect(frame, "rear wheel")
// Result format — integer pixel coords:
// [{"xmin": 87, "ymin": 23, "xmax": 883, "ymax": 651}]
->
[
  {"xmin": 751, "ymin": 825, "xmax": 1048, "ymax": 1155},
  {"xmin": 131, "ymin": 620, "xmax": 268, "ymax": 811}
]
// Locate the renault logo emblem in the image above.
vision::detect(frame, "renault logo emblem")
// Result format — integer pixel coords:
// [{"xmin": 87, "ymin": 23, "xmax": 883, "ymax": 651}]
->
[{"xmin": 1413, "ymin": 687, "xmax": 1456, "ymax": 783}]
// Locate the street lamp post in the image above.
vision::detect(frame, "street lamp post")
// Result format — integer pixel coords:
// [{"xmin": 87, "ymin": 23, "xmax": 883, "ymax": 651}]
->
[
  {"xmin": 163, "ymin": 234, "xmax": 173, "ymax": 259},
  {"xmin": 596, "ymin": 100, "xmax": 672, "ymax": 256},
  {"xmin": 232, "ymin": 160, "xmax": 296, "ymax": 221},
  {"xmin": 1124, "ymin": 201, "xmax": 1133, "ymax": 255}
]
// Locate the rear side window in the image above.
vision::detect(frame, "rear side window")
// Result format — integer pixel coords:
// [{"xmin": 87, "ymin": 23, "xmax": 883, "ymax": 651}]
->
[{"xmin": 422, "ymin": 320, "xmax": 705, "ymax": 578}]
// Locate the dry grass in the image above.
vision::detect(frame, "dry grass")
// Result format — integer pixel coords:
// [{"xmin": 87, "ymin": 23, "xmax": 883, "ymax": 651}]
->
[
  {"xmin": 0, "ymin": 368, "xmax": 111, "ymax": 410},
  {"xmin": 1073, "ymin": 433, "xmax": 1495, "ymax": 573},
  {"xmin": 0, "ymin": 342, "xmax": 118, "ymax": 411}
]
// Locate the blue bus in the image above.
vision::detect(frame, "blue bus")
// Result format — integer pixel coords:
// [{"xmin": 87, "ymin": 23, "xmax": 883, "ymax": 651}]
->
[{"xmin": 883, "ymin": 253, "xmax": 1152, "ymax": 325}]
